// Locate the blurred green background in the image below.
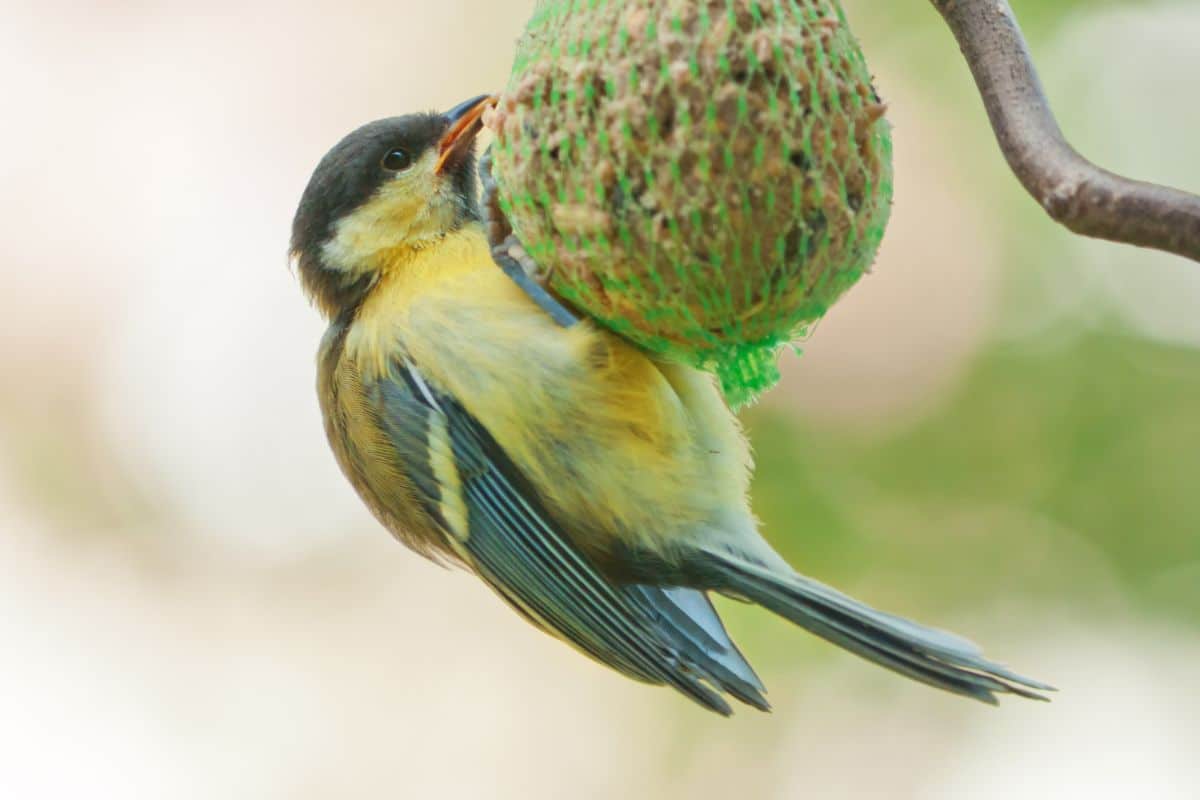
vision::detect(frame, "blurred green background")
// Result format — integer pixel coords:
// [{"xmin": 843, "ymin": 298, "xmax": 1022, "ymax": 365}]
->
[{"xmin": 1, "ymin": 1, "xmax": 1198, "ymax": 798}]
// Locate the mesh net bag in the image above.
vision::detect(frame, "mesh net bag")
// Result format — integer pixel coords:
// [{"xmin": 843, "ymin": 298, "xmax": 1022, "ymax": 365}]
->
[{"xmin": 488, "ymin": 0, "xmax": 892, "ymax": 407}]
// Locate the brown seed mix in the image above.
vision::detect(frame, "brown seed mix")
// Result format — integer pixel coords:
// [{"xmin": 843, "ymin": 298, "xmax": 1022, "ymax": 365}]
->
[{"xmin": 491, "ymin": 0, "xmax": 892, "ymax": 396}]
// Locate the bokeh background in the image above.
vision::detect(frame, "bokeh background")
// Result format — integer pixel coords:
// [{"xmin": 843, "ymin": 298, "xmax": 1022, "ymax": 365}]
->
[{"xmin": 3, "ymin": 0, "xmax": 1199, "ymax": 797}]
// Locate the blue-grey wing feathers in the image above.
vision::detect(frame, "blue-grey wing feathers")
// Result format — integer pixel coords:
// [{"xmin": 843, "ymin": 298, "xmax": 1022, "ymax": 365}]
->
[{"xmin": 374, "ymin": 361, "xmax": 770, "ymax": 714}]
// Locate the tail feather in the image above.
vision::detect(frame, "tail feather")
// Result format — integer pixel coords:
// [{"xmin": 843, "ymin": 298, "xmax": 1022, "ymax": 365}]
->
[{"xmin": 695, "ymin": 547, "xmax": 1053, "ymax": 704}]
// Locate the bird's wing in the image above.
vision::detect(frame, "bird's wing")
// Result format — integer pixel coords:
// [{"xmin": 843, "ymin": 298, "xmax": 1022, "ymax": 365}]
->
[
  {"xmin": 366, "ymin": 359, "xmax": 765, "ymax": 715},
  {"xmin": 622, "ymin": 585, "xmax": 768, "ymax": 710}
]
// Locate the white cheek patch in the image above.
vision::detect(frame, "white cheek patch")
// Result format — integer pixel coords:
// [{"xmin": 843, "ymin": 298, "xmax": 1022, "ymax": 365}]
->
[{"xmin": 320, "ymin": 150, "xmax": 461, "ymax": 274}]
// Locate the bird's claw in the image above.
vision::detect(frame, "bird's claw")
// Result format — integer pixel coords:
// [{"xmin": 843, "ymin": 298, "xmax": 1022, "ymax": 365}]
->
[{"xmin": 480, "ymin": 147, "xmax": 580, "ymax": 329}]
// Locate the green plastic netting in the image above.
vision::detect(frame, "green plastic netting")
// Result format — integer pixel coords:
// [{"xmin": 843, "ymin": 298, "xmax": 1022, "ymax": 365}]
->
[{"xmin": 489, "ymin": 0, "xmax": 893, "ymax": 407}]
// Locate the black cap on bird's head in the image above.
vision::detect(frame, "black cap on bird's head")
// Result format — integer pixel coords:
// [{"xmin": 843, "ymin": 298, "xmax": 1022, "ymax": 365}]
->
[{"xmin": 290, "ymin": 94, "xmax": 495, "ymax": 320}]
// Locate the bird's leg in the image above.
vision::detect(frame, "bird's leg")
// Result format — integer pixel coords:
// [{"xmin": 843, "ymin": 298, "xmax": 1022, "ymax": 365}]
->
[{"xmin": 479, "ymin": 147, "xmax": 580, "ymax": 328}]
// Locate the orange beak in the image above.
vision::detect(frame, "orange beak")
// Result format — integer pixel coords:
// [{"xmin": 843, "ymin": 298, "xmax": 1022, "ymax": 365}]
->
[{"xmin": 435, "ymin": 94, "xmax": 497, "ymax": 175}]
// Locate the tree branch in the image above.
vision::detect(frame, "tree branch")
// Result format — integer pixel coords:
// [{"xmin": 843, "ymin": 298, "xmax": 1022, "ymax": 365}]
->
[{"xmin": 930, "ymin": 0, "xmax": 1200, "ymax": 263}]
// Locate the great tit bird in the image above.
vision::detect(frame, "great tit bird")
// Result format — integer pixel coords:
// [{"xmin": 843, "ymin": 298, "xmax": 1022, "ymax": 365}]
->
[{"xmin": 290, "ymin": 95, "xmax": 1050, "ymax": 714}]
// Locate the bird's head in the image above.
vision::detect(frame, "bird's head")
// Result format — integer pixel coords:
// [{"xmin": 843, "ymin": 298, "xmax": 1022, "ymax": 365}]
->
[{"xmin": 290, "ymin": 94, "xmax": 494, "ymax": 320}]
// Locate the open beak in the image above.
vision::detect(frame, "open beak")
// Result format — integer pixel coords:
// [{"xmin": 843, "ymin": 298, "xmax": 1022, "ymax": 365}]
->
[{"xmin": 435, "ymin": 94, "xmax": 497, "ymax": 175}]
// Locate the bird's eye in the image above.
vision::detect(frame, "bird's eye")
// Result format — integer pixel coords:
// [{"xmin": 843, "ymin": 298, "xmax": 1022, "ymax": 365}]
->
[{"xmin": 382, "ymin": 148, "xmax": 413, "ymax": 171}]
